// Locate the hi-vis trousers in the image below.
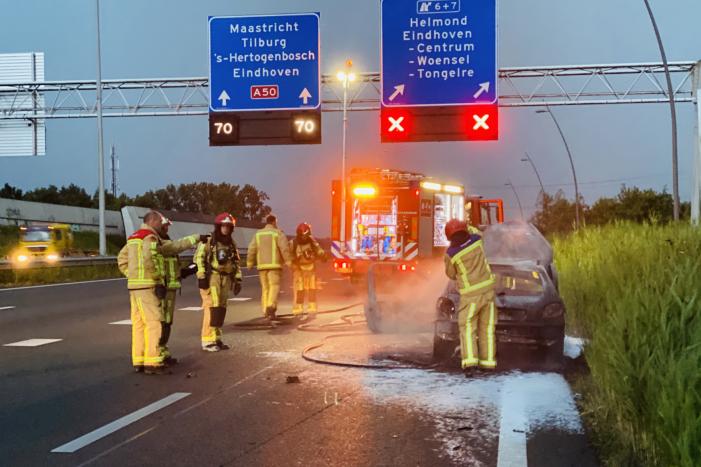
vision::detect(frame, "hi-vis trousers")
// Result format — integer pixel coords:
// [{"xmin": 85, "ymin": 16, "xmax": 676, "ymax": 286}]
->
[
  {"xmin": 159, "ymin": 289, "xmax": 177, "ymax": 359},
  {"xmin": 130, "ymin": 288, "xmax": 164, "ymax": 367},
  {"xmin": 200, "ymin": 275, "xmax": 231, "ymax": 345},
  {"xmin": 457, "ymin": 290, "xmax": 497, "ymax": 370},
  {"xmin": 292, "ymin": 268, "xmax": 317, "ymax": 315},
  {"xmin": 259, "ymin": 269, "xmax": 281, "ymax": 315}
]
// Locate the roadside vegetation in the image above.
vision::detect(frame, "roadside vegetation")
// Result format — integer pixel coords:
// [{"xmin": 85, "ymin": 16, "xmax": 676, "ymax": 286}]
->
[
  {"xmin": 0, "ymin": 263, "xmax": 122, "ymax": 287},
  {"xmin": 553, "ymin": 222, "xmax": 701, "ymax": 466}
]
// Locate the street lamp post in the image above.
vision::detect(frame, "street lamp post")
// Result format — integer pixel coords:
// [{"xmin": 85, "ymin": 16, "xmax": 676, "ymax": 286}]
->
[
  {"xmin": 505, "ymin": 179, "xmax": 524, "ymax": 221},
  {"xmin": 643, "ymin": 0, "xmax": 680, "ymax": 221},
  {"xmin": 95, "ymin": 0, "xmax": 106, "ymax": 255},
  {"xmin": 520, "ymin": 151, "xmax": 545, "ymax": 196},
  {"xmin": 536, "ymin": 107, "xmax": 581, "ymax": 229},
  {"xmin": 337, "ymin": 60, "xmax": 356, "ymax": 249}
]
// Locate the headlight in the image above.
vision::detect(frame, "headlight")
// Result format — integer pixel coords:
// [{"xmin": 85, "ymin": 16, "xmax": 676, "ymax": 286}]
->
[
  {"xmin": 543, "ymin": 302, "xmax": 564, "ymax": 319},
  {"xmin": 16, "ymin": 254, "xmax": 29, "ymax": 263},
  {"xmin": 46, "ymin": 254, "xmax": 59, "ymax": 262}
]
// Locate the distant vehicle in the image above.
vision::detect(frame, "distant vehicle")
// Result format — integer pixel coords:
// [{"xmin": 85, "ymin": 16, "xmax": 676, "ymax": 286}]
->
[
  {"xmin": 432, "ymin": 222, "xmax": 565, "ymax": 370},
  {"xmin": 330, "ymin": 167, "xmax": 503, "ymax": 281},
  {"xmin": 10, "ymin": 224, "xmax": 76, "ymax": 266}
]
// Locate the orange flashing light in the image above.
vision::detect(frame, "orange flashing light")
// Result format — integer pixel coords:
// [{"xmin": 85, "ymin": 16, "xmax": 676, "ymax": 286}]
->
[{"xmin": 352, "ymin": 184, "xmax": 377, "ymax": 198}]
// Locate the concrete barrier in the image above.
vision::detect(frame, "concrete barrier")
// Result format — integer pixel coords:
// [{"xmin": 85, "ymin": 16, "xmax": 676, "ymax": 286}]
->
[{"xmin": 0, "ymin": 198, "xmax": 124, "ymax": 234}]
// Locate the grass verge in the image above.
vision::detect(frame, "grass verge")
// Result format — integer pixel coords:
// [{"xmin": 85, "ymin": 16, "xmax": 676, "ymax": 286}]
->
[
  {"xmin": 0, "ymin": 264, "xmax": 122, "ymax": 288},
  {"xmin": 553, "ymin": 222, "xmax": 701, "ymax": 467}
]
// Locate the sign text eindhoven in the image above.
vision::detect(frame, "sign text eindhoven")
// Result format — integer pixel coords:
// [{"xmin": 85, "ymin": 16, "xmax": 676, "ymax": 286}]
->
[
  {"xmin": 209, "ymin": 13, "xmax": 320, "ymax": 111},
  {"xmin": 381, "ymin": 0, "xmax": 498, "ymax": 142},
  {"xmin": 208, "ymin": 13, "xmax": 321, "ymax": 146}
]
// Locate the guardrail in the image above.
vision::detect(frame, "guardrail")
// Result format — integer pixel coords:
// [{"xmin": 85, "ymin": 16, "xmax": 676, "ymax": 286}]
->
[{"xmin": 0, "ymin": 251, "xmax": 247, "ymax": 270}]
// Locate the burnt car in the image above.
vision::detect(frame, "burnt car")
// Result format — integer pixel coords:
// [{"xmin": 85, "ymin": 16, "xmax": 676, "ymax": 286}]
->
[{"xmin": 433, "ymin": 222, "xmax": 565, "ymax": 370}]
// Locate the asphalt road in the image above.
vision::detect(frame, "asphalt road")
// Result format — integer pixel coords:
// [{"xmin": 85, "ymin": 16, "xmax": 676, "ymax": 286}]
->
[{"xmin": 0, "ymin": 266, "xmax": 598, "ymax": 466}]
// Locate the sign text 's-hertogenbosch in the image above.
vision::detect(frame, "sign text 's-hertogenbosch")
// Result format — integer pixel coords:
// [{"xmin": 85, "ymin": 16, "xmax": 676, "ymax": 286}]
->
[
  {"xmin": 381, "ymin": 0, "xmax": 497, "ymax": 107},
  {"xmin": 208, "ymin": 13, "xmax": 320, "ymax": 112}
]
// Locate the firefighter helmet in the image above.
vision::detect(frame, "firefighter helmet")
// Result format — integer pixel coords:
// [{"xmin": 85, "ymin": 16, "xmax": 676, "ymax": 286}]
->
[
  {"xmin": 445, "ymin": 219, "xmax": 467, "ymax": 240},
  {"xmin": 215, "ymin": 213, "xmax": 236, "ymax": 226},
  {"xmin": 296, "ymin": 222, "xmax": 312, "ymax": 236}
]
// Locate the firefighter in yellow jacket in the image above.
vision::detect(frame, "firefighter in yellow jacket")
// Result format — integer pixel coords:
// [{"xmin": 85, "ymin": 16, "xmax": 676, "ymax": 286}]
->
[
  {"xmin": 195, "ymin": 213, "xmax": 242, "ymax": 352},
  {"xmin": 443, "ymin": 219, "xmax": 497, "ymax": 375},
  {"xmin": 117, "ymin": 211, "xmax": 202, "ymax": 374},
  {"xmin": 159, "ymin": 218, "xmax": 195, "ymax": 365},
  {"xmin": 247, "ymin": 214, "xmax": 291, "ymax": 320},
  {"xmin": 291, "ymin": 223, "xmax": 326, "ymax": 317}
]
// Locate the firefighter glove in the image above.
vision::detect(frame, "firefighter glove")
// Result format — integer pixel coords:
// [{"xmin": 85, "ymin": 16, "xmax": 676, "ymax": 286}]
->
[
  {"xmin": 199, "ymin": 234, "xmax": 211, "ymax": 243},
  {"xmin": 234, "ymin": 280, "xmax": 242, "ymax": 296},
  {"xmin": 198, "ymin": 278, "xmax": 209, "ymax": 290},
  {"xmin": 180, "ymin": 263, "xmax": 197, "ymax": 279}
]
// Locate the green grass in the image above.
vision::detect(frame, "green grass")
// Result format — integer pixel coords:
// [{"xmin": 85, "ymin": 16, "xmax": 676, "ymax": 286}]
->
[
  {"xmin": 553, "ymin": 222, "xmax": 701, "ymax": 466},
  {"xmin": 0, "ymin": 264, "xmax": 122, "ymax": 287},
  {"xmin": 0, "ymin": 226, "xmax": 19, "ymax": 258}
]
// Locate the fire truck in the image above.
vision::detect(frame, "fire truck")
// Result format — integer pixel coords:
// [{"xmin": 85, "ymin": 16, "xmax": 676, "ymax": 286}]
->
[{"xmin": 330, "ymin": 168, "xmax": 504, "ymax": 278}]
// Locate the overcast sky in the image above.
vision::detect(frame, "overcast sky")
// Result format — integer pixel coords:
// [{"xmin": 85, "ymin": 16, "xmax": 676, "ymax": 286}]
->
[{"xmin": 1, "ymin": 0, "xmax": 700, "ymax": 232}]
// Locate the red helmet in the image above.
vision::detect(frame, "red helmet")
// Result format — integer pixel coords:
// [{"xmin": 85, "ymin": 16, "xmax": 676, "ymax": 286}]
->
[
  {"xmin": 296, "ymin": 222, "xmax": 312, "ymax": 236},
  {"xmin": 445, "ymin": 219, "xmax": 467, "ymax": 240},
  {"xmin": 215, "ymin": 213, "xmax": 236, "ymax": 226}
]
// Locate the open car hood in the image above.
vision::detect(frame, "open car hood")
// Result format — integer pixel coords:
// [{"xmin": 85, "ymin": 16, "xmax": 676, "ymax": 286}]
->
[{"xmin": 482, "ymin": 222, "xmax": 553, "ymax": 266}]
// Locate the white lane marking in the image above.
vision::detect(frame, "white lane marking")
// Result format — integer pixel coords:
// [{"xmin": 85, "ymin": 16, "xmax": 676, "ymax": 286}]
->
[
  {"xmin": 228, "ymin": 297, "xmax": 252, "ymax": 302},
  {"xmin": 4, "ymin": 338, "xmax": 63, "ymax": 347},
  {"xmin": 178, "ymin": 306, "xmax": 202, "ymax": 311},
  {"xmin": 51, "ymin": 392, "xmax": 190, "ymax": 453},
  {"xmin": 497, "ymin": 378, "xmax": 529, "ymax": 467},
  {"xmin": 0, "ymin": 306, "xmax": 16, "ymax": 310},
  {"xmin": 243, "ymin": 274, "xmax": 259, "ymax": 278},
  {"xmin": 0, "ymin": 278, "xmax": 125, "ymax": 292},
  {"xmin": 109, "ymin": 319, "xmax": 132, "ymax": 325}
]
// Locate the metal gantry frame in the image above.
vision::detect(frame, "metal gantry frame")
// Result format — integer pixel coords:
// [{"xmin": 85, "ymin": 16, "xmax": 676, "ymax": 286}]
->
[
  {"xmin": 0, "ymin": 61, "xmax": 696, "ymax": 118},
  {"xmin": 1, "ymin": 60, "xmax": 700, "ymax": 220}
]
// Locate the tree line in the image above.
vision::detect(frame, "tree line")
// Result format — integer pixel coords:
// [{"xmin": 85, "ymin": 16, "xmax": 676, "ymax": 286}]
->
[
  {"xmin": 0, "ymin": 182, "xmax": 272, "ymax": 222},
  {"xmin": 531, "ymin": 185, "xmax": 691, "ymax": 235}
]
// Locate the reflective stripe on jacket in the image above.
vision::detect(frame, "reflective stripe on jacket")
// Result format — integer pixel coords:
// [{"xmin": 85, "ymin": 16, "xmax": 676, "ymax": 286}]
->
[
  {"xmin": 164, "ymin": 255, "xmax": 181, "ymax": 290},
  {"xmin": 291, "ymin": 238, "xmax": 325, "ymax": 271},
  {"xmin": 444, "ymin": 235, "xmax": 495, "ymax": 296},
  {"xmin": 117, "ymin": 224, "xmax": 198, "ymax": 290},
  {"xmin": 246, "ymin": 224, "xmax": 291, "ymax": 270}
]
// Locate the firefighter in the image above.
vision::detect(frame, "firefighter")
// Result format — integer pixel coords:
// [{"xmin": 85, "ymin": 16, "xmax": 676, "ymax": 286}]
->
[
  {"xmin": 159, "ymin": 218, "xmax": 195, "ymax": 365},
  {"xmin": 117, "ymin": 211, "xmax": 202, "ymax": 374},
  {"xmin": 247, "ymin": 214, "xmax": 291, "ymax": 320},
  {"xmin": 443, "ymin": 219, "xmax": 497, "ymax": 375},
  {"xmin": 195, "ymin": 213, "xmax": 242, "ymax": 352},
  {"xmin": 291, "ymin": 223, "xmax": 326, "ymax": 317}
]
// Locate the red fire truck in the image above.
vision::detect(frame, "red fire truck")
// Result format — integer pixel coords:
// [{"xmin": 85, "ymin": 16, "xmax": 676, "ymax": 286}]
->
[{"xmin": 330, "ymin": 168, "xmax": 504, "ymax": 278}]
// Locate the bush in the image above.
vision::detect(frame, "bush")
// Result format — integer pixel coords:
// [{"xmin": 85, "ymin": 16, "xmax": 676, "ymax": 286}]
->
[{"xmin": 553, "ymin": 222, "xmax": 701, "ymax": 466}]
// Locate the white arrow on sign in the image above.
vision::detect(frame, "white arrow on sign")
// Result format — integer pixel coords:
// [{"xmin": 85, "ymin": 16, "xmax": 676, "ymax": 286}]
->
[
  {"xmin": 388, "ymin": 84, "xmax": 405, "ymax": 102},
  {"xmin": 473, "ymin": 82, "xmax": 490, "ymax": 99},
  {"xmin": 299, "ymin": 88, "xmax": 312, "ymax": 105},
  {"xmin": 218, "ymin": 90, "xmax": 230, "ymax": 106}
]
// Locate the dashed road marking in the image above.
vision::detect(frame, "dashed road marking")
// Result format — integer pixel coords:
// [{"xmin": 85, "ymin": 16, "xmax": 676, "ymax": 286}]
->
[
  {"xmin": 51, "ymin": 392, "xmax": 191, "ymax": 453},
  {"xmin": 497, "ymin": 378, "xmax": 529, "ymax": 467},
  {"xmin": 0, "ymin": 306, "xmax": 16, "ymax": 310},
  {"xmin": 4, "ymin": 338, "xmax": 63, "ymax": 347},
  {"xmin": 109, "ymin": 319, "xmax": 132, "ymax": 325},
  {"xmin": 243, "ymin": 274, "xmax": 259, "ymax": 278},
  {"xmin": 228, "ymin": 297, "xmax": 252, "ymax": 302},
  {"xmin": 178, "ymin": 306, "xmax": 203, "ymax": 311}
]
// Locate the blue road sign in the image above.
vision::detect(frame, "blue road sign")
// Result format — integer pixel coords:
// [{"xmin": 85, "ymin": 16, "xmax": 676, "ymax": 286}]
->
[
  {"xmin": 208, "ymin": 13, "xmax": 320, "ymax": 112},
  {"xmin": 381, "ymin": 0, "xmax": 497, "ymax": 107}
]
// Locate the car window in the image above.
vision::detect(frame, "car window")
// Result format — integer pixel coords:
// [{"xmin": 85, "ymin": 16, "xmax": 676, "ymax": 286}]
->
[{"xmin": 495, "ymin": 270, "xmax": 544, "ymax": 296}]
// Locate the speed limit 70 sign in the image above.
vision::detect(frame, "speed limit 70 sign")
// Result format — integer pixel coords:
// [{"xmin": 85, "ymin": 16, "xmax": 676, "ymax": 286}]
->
[{"xmin": 209, "ymin": 113, "xmax": 239, "ymax": 146}]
